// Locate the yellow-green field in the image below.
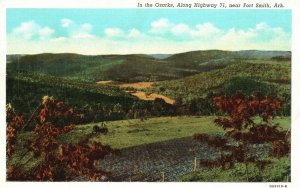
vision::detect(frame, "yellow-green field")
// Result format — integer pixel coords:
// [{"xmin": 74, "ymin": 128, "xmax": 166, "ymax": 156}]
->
[{"xmin": 60, "ymin": 116, "xmax": 291, "ymax": 149}]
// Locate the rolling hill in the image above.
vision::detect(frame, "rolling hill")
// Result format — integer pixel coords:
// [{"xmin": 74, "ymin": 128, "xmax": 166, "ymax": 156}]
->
[
  {"xmin": 6, "ymin": 50, "xmax": 291, "ymax": 117},
  {"xmin": 6, "ymin": 69, "xmax": 138, "ymax": 114},
  {"xmin": 7, "ymin": 50, "xmax": 291, "ymax": 83},
  {"xmin": 150, "ymin": 60, "xmax": 291, "ymax": 101}
]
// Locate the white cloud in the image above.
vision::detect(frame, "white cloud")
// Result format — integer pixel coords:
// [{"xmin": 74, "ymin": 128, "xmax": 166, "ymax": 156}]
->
[
  {"xmin": 128, "ymin": 28, "xmax": 143, "ymax": 38},
  {"xmin": 150, "ymin": 18, "xmax": 173, "ymax": 34},
  {"xmin": 12, "ymin": 21, "xmax": 55, "ymax": 40},
  {"xmin": 72, "ymin": 33, "xmax": 94, "ymax": 39},
  {"xmin": 62, "ymin": 21, "xmax": 94, "ymax": 39},
  {"xmin": 150, "ymin": 19, "xmax": 222, "ymax": 39},
  {"xmin": 81, "ymin": 23, "xmax": 93, "ymax": 31},
  {"xmin": 61, "ymin": 18, "xmax": 73, "ymax": 28},
  {"xmin": 255, "ymin": 22, "xmax": 268, "ymax": 30},
  {"xmin": 103, "ymin": 27, "xmax": 145, "ymax": 39},
  {"xmin": 171, "ymin": 23, "xmax": 190, "ymax": 36},
  {"xmin": 7, "ymin": 19, "xmax": 290, "ymax": 55},
  {"xmin": 51, "ymin": 37, "xmax": 67, "ymax": 42},
  {"xmin": 217, "ymin": 22, "xmax": 290, "ymax": 50},
  {"xmin": 191, "ymin": 23, "xmax": 222, "ymax": 37},
  {"xmin": 38, "ymin": 27, "xmax": 55, "ymax": 39},
  {"xmin": 105, "ymin": 28, "xmax": 124, "ymax": 37},
  {"xmin": 12, "ymin": 21, "xmax": 40, "ymax": 40}
]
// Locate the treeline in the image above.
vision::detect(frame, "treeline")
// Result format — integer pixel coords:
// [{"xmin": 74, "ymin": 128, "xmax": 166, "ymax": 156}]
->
[
  {"xmin": 7, "ymin": 70, "xmax": 290, "ymax": 125},
  {"xmin": 70, "ymin": 93, "xmax": 290, "ymax": 124},
  {"xmin": 152, "ymin": 62, "xmax": 291, "ymax": 100},
  {"xmin": 6, "ymin": 73, "xmax": 215, "ymax": 123},
  {"xmin": 6, "ymin": 72, "xmax": 176, "ymax": 123}
]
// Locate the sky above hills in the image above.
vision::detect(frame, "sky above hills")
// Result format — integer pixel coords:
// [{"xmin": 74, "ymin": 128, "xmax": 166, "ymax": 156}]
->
[{"xmin": 7, "ymin": 9, "xmax": 291, "ymax": 55}]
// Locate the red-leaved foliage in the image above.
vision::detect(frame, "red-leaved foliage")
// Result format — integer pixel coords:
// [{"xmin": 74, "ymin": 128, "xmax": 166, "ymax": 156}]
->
[
  {"xmin": 7, "ymin": 96, "xmax": 118, "ymax": 181},
  {"xmin": 194, "ymin": 93, "xmax": 290, "ymax": 171},
  {"xmin": 39, "ymin": 96, "xmax": 79, "ymax": 128},
  {"xmin": 213, "ymin": 93, "xmax": 289, "ymax": 144},
  {"xmin": 213, "ymin": 93, "xmax": 282, "ymax": 125},
  {"xmin": 58, "ymin": 140, "xmax": 120, "ymax": 180},
  {"xmin": 6, "ymin": 104, "xmax": 26, "ymax": 159},
  {"xmin": 272, "ymin": 140, "xmax": 290, "ymax": 158}
]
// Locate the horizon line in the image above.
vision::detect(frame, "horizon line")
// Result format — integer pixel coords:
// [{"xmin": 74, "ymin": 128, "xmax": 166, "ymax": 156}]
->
[{"xmin": 6, "ymin": 49, "xmax": 292, "ymax": 56}]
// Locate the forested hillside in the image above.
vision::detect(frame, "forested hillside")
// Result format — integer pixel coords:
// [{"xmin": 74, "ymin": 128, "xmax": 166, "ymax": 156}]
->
[{"xmin": 7, "ymin": 50, "xmax": 290, "ymax": 82}]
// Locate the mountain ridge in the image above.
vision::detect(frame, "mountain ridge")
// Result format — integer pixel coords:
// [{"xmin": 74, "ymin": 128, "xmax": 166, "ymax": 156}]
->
[{"xmin": 7, "ymin": 50, "xmax": 291, "ymax": 83}]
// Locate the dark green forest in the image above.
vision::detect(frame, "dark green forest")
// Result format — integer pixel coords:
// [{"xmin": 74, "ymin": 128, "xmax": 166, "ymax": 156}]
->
[{"xmin": 7, "ymin": 50, "xmax": 291, "ymax": 123}]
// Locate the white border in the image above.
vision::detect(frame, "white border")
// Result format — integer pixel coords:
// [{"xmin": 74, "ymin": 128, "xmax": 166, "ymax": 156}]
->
[
  {"xmin": 0, "ymin": 0, "xmax": 295, "ymax": 8},
  {"xmin": 0, "ymin": 0, "xmax": 299, "ymax": 188}
]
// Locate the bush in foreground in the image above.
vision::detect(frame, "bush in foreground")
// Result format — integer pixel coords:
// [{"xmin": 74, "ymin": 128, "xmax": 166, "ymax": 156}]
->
[
  {"xmin": 180, "ymin": 156, "xmax": 290, "ymax": 182},
  {"xmin": 6, "ymin": 96, "xmax": 118, "ymax": 181}
]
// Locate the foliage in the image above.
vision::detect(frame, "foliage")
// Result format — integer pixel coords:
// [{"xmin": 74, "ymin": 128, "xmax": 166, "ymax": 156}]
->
[
  {"xmin": 193, "ymin": 93, "xmax": 290, "ymax": 181},
  {"xmin": 271, "ymin": 56, "xmax": 291, "ymax": 61},
  {"xmin": 174, "ymin": 96, "xmax": 217, "ymax": 115},
  {"xmin": 7, "ymin": 51, "xmax": 239, "ymax": 82},
  {"xmin": 7, "ymin": 70, "xmax": 180, "ymax": 122},
  {"xmin": 6, "ymin": 103, "xmax": 26, "ymax": 159},
  {"xmin": 155, "ymin": 62, "xmax": 290, "ymax": 99},
  {"xmin": 152, "ymin": 61, "xmax": 291, "ymax": 116},
  {"xmin": 6, "ymin": 69, "xmax": 136, "ymax": 113},
  {"xmin": 7, "ymin": 58, "xmax": 291, "ymax": 119},
  {"xmin": 214, "ymin": 92, "xmax": 290, "ymax": 155},
  {"xmin": 7, "ymin": 97, "xmax": 118, "ymax": 181},
  {"xmin": 223, "ymin": 77, "xmax": 271, "ymax": 96},
  {"xmin": 7, "ymin": 53, "xmax": 126, "ymax": 82},
  {"xmin": 180, "ymin": 156, "xmax": 290, "ymax": 182},
  {"xmin": 8, "ymin": 50, "xmax": 289, "ymax": 83}
]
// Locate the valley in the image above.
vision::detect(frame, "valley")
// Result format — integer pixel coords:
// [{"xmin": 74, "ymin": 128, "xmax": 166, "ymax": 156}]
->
[
  {"xmin": 6, "ymin": 50, "xmax": 291, "ymax": 182},
  {"xmin": 97, "ymin": 81, "xmax": 175, "ymax": 104}
]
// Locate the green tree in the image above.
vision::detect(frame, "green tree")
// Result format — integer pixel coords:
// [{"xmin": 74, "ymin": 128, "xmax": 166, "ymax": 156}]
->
[{"xmin": 223, "ymin": 77, "xmax": 271, "ymax": 96}]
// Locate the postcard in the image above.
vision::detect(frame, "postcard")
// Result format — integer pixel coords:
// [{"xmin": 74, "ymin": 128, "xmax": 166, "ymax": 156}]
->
[{"xmin": 1, "ymin": 0, "xmax": 299, "ymax": 188}]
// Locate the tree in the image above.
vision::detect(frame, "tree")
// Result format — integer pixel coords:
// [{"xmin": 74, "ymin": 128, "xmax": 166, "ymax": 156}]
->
[
  {"xmin": 194, "ymin": 92, "xmax": 290, "ymax": 181},
  {"xmin": 7, "ymin": 96, "xmax": 118, "ymax": 181},
  {"xmin": 223, "ymin": 77, "xmax": 271, "ymax": 96}
]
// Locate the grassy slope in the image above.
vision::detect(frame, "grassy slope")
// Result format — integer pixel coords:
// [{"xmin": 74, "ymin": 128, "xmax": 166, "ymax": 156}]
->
[
  {"xmin": 10, "ymin": 116, "xmax": 291, "ymax": 177},
  {"xmin": 151, "ymin": 60, "xmax": 291, "ymax": 100},
  {"xmin": 180, "ymin": 156, "xmax": 290, "ymax": 182},
  {"xmin": 59, "ymin": 116, "xmax": 290, "ymax": 149}
]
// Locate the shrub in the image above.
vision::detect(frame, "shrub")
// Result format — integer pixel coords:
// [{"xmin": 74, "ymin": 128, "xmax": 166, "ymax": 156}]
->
[{"xmin": 7, "ymin": 96, "xmax": 118, "ymax": 181}]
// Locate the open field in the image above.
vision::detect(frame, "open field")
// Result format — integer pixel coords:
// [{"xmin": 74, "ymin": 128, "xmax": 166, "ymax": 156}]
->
[
  {"xmin": 61, "ymin": 116, "xmax": 291, "ymax": 149},
  {"xmin": 97, "ymin": 81, "xmax": 175, "ymax": 104},
  {"xmin": 59, "ymin": 116, "xmax": 290, "ymax": 181},
  {"xmin": 97, "ymin": 81, "xmax": 154, "ymax": 89},
  {"xmin": 9, "ymin": 115, "xmax": 291, "ymax": 182},
  {"xmin": 60, "ymin": 116, "xmax": 222, "ymax": 148},
  {"xmin": 127, "ymin": 91, "xmax": 175, "ymax": 104}
]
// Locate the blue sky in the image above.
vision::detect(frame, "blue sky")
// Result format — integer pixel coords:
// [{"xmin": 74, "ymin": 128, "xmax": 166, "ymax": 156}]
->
[{"xmin": 7, "ymin": 9, "xmax": 291, "ymax": 54}]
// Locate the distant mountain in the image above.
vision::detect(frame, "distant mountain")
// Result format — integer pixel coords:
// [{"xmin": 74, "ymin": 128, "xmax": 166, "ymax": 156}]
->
[
  {"xmin": 147, "ymin": 54, "xmax": 173, "ymax": 59},
  {"xmin": 236, "ymin": 50, "xmax": 291, "ymax": 59},
  {"xmin": 7, "ymin": 50, "xmax": 291, "ymax": 83},
  {"xmin": 6, "ymin": 54, "xmax": 24, "ymax": 63}
]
